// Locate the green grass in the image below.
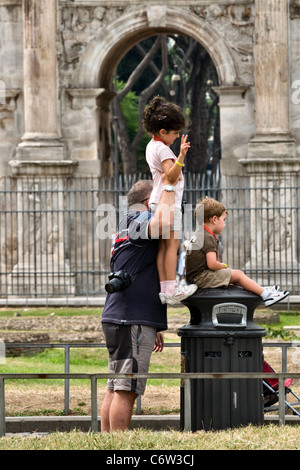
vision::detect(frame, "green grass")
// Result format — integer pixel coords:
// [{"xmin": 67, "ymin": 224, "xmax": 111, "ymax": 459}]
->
[
  {"xmin": 0, "ymin": 307, "xmax": 100, "ymax": 317},
  {"xmin": 0, "ymin": 424, "xmax": 299, "ymax": 450},
  {"xmin": 0, "ymin": 344, "xmax": 181, "ymax": 387},
  {"xmin": 267, "ymin": 310, "xmax": 300, "ymax": 328},
  {"xmin": 0, "ymin": 348, "xmax": 110, "ymax": 386}
]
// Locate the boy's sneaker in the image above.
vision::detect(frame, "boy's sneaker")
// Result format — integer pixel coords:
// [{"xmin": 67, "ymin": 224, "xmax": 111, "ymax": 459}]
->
[
  {"xmin": 263, "ymin": 288, "xmax": 289, "ymax": 307},
  {"xmin": 267, "ymin": 285, "xmax": 280, "ymax": 291},
  {"xmin": 165, "ymin": 284, "xmax": 198, "ymax": 305}
]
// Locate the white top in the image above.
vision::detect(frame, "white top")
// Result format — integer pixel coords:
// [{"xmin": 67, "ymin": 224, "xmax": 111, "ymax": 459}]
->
[{"xmin": 146, "ymin": 138, "xmax": 184, "ymax": 208}]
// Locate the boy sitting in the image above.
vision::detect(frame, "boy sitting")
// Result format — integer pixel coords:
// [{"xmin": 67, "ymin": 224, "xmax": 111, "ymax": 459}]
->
[{"xmin": 185, "ymin": 197, "xmax": 289, "ymax": 307}]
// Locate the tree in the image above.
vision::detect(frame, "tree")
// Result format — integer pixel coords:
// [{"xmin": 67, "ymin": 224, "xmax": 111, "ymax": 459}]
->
[{"xmin": 112, "ymin": 34, "xmax": 220, "ymax": 179}]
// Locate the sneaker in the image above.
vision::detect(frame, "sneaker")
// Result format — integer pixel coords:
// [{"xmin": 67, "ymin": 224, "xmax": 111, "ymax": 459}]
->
[
  {"xmin": 266, "ymin": 285, "xmax": 280, "ymax": 291},
  {"xmin": 263, "ymin": 288, "xmax": 289, "ymax": 307},
  {"xmin": 159, "ymin": 292, "xmax": 167, "ymax": 304},
  {"xmin": 165, "ymin": 284, "xmax": 198, "ymax": 305}
]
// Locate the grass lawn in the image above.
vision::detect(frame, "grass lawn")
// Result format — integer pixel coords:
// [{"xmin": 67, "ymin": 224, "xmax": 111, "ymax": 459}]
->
[{"xmin": 0, "ymin": 424, "xmax": 300, "ymax": 450}]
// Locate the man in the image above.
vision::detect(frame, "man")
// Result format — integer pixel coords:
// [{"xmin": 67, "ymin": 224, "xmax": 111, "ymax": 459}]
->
[{"xmin": 100, "ymin": 176, "xmax": 181, "ymax": 432}]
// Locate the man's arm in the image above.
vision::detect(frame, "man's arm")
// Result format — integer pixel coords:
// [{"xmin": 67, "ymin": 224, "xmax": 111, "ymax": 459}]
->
[{"xmin": 148, "ymin": 176, "xmax": 176, "ymax": 239}]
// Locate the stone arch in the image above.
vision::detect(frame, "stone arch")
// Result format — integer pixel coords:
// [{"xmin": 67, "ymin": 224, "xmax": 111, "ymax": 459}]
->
[
  {"xmin": 72, "ymin": 6, "xmax": 238, "ymax": 175},
  {"xmin": 75, "ymin": 6, "xmax": 237, "ymax": 89}
]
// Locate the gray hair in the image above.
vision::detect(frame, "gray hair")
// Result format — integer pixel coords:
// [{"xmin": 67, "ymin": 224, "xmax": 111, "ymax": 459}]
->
[{"xmin": 127, "ymin": 180, "xmax": 153, "ymax": 208}]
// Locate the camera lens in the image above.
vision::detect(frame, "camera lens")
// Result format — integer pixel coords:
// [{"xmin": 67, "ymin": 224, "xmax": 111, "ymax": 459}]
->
[
  {"xmin": 105, "ymin": 270, "xmax": 131, "ymax": 294},
  {"xmin": 105, "ymin": 277, "xmax": 122, "ymax": 294}
]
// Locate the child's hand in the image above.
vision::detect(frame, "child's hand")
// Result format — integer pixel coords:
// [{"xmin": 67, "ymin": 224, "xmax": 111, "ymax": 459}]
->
[{"xmin": 179, "ymin": 134, "xmax": 191, "ymax": 159}]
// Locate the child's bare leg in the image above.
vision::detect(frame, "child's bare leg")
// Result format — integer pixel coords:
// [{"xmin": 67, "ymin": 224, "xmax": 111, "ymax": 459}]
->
[
  {"xmin": 230, "ymin": 269, "xmax": 264, "ymax": 296},
  {"xmin": 164, "ymin": 231, "xmax": 179, "ymax": 296},
  {"xmin": 157, "ymin": 238, "xmax": 166, "ymax": 282},
  {"xmin": 164, "ymin": 231, "xmax": 179, "ymax": 280}
]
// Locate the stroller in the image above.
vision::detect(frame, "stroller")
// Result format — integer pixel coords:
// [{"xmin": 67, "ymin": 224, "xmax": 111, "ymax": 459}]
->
[{"xmin": 263, "ymin": 360, "xmax": 300, "ymax": 417}]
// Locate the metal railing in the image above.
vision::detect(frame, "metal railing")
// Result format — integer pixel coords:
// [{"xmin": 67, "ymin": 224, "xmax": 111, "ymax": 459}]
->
[
  {"xmin": 3, "ymin": 341, "xmax": 300, "ymax": 414},
  {"xmin": 1, "ymin": 371, "xmax": 300, "ymax": 436},
  {"xmin": 1, "ymin": 340, "xmax": 300, "ymax": 436},
  {"xmin": 1, "ymin": 173, "xmax": 300, "ymax": 300}
]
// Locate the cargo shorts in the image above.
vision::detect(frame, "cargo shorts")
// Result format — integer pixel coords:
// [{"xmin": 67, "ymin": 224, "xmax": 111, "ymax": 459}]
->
[{"xmin": 102, "ymin": 323, "xmax": 157, "ymax": 396}]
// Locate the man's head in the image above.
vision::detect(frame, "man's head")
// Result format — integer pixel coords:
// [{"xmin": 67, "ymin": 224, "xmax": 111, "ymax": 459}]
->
[{"xmin": 127, "ymin": 180, "xmax": 153, "ymax": 209}]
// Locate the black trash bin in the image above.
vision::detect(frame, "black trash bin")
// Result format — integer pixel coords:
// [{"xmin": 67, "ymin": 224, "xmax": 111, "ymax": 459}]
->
[{"xmin": 178, "ymin": 285, "xmax": 266, "ymax": 431}]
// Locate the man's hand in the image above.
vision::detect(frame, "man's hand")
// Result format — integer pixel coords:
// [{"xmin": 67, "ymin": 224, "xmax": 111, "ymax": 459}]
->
[{"xmin": 153, "ymin": 332, "xmax": 164, "ymax": 353}]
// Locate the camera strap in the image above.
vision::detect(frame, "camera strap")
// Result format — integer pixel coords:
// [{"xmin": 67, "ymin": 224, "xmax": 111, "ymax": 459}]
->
[{"xmin": 110, "ymin": 211, "xmax": 153, "ymax": 278}]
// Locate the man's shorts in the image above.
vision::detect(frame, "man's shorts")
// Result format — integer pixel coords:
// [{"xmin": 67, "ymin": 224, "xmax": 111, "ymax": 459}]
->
[{"xmin": 102, "ymin": 323, "xmax": 157, "ymax": 396}]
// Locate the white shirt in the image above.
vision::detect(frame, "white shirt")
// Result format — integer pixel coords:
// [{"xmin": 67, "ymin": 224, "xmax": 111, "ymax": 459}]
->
[{"xmin": 146, "ymin": 138, "xmax": 184, "ymax": 208}]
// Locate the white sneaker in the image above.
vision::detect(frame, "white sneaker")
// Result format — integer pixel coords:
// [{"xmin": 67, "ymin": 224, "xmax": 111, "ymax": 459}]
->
[
  {"xmin": 165, "ymin": 284, "xmax": 198, "ymax": 305},
  {"xmin": 266, "ymin": 285, "xmax": 280, "ymax": 291},
  {"xmin": 263, "ymin": 288, "xmax": 289, "ymax": 307},
  {"xmin": 159, "ymin": 292, "xmax": 167, "ymax": 304}
]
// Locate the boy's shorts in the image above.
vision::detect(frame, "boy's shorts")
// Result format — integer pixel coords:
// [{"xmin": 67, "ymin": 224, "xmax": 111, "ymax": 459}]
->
[
  {"xmin": 193, "ymin": 268, "xmax": 232, "ymax": 288},
  {"xmin": 149, "ymin": 203, "xmax": 182, "ymax": 232},
  {"xmin": 102, "ymin": 323, "xmax": 157, "ymax": 396}
]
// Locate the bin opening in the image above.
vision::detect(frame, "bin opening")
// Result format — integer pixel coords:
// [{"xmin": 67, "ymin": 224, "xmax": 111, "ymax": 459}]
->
[
  {"xmin": 216, "ymin": 312, "xmax": 243, "ymax": 324},
  {"xmin": 238, "ymin": 351, "xmax": 252, "ymax": 358},
  {"xmin": 205, "ymin": 351, "xmax": 221, "ymax": 358},
  {"xmin": 212, "ymin": 302, "xmax": 247, "ymax": 327}
]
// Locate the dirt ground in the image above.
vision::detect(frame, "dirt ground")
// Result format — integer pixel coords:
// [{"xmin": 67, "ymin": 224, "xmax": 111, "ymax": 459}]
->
[{"xmin": 1, "ymin": 311, "xmax": 300, "ymax": 416}]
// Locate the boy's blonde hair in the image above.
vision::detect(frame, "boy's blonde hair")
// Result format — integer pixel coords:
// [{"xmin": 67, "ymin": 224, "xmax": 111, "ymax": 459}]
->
[{"xmin": 195, "ymin": 196, "xmax": 227, "ymax": 223}]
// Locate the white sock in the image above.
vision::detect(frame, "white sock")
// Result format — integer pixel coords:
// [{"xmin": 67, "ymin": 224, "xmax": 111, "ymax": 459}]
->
[
  {"xmin": 261, "ymin": 288, "xmax": 269, "ymax": 300},
  {"xmin": 165, "ymin": 280, "xmax": 177, "ymax": 296}
]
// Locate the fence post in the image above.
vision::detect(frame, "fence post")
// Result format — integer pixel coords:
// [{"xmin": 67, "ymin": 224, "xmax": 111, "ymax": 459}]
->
[
  {"xmin": 278, "ymin": 376, "xmax": 286, "ymax": 426},
  {"xmin": 91, "ymin": 376, "xmax": 98, "ymax": 432},
  {"xmin": 184, "ymin": 377, "xmax": 192, "ymax": 432},
  {"xmin": 64, "ymin": 346, "xmax": 70, "ymax": 415},
  {"xmin": 0, "ymin": 378, "xmax": 5, "ymax": 437}
]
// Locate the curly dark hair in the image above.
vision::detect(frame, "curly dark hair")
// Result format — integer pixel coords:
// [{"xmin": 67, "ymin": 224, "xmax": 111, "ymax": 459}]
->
[{"xmin": 142, "ymin": 95, "xmax": 185, "ymax": 135}]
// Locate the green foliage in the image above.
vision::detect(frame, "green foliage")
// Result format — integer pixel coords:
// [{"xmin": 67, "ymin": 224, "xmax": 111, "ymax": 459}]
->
[
  {"xmin": 117, "ymin": 81, "xmax": 139, "ymax": 139},
  {"xmin": 264, "ymin": 326, "xmax": 298, "ymax": 341}
]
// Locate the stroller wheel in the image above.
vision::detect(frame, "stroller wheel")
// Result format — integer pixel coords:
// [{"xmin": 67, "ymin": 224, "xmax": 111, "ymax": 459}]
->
[{"xmin": 264, "ymin": 393, "xmax": 278, "ymax": 408}]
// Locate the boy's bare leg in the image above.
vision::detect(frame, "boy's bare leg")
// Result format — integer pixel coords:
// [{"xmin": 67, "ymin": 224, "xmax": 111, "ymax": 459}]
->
[{"xmin": 230, "ymin": 269, "xmax": 264, "ymax": 296}]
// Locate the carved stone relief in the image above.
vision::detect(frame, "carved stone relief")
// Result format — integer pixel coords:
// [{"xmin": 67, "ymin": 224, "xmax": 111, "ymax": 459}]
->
[{"xmin": 190, "ymin": 4, "xmax": 255, "ymax": 85}]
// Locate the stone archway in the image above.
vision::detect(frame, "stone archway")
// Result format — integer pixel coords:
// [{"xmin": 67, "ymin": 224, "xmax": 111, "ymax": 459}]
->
[
  {"xmin": 72, "ymin": 6, "xmax": 238, "ymax": 176},
  {"xmin": 75, "ymin": 6, "xmax": 238, "ymax": 88}
]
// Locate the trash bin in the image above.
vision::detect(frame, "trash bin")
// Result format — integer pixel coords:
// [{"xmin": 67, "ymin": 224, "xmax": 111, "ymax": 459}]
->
[{"xmin": 178, "ymin": 285, "xmax": 266, "ymax": 431}]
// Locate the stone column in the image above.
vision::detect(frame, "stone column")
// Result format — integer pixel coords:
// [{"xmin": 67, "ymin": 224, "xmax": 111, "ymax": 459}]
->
[
  {"xmin": 240, "ymin": 0, "xmax": 300, "ymax": 290},
  {"xmin": 246, "ymin": 0, "xmax": 296, "ymax": 165},
  {"xmin": 11, "ymin": 0, "xmax": 75, "ymax": 175},
  {"xmin": 8, "ymin": 1, "xmax": 76, "ymax": 296}
]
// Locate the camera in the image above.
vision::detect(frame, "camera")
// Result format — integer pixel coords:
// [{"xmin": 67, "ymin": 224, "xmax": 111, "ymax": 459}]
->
[{"xmin": 105, "ymin": 269, "xmax": 131, "ymax": 294}]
